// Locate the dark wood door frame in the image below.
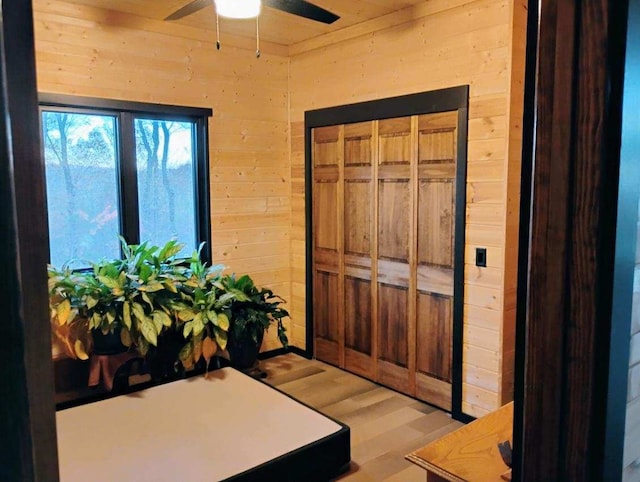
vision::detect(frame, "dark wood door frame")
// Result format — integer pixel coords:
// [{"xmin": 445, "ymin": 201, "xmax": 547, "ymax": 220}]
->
[
  {"xmin": 513, "ymin": 0, "xmax": 631, "ymax": 480},
  {"xmin": 304, "ymin": 87, "xmax": 470, "ymax": 420},
  {"xmin": 0, "ymin": 0, "xmax": 59, "ymax": 480}
]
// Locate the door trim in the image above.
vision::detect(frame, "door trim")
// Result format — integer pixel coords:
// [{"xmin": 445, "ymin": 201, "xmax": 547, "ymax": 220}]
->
[
  {"xmin": 304, "ymin": 86, "xmax": 469, "ymax": 420},
  {"xmin": 0, "ymin": 0, "xmax": 60, "ymax": 479}
]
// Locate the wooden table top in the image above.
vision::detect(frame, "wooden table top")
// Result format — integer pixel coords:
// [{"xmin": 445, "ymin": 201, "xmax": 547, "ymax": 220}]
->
[{"xmin": 406, "ymin": 402, "xmax": 513, "ymax": 482}]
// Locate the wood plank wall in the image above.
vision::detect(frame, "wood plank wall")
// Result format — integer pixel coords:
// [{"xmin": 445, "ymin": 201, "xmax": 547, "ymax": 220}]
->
[
  {"xmin": 289, "ymin": 0, "xmax": 527, "ymax": 416},
  {"xmin": 31, "ymin": 0, "xmax": 291, "ymax": 351}
]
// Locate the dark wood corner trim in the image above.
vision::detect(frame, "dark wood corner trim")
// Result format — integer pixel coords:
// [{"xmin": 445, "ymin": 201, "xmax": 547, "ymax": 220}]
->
[
  {"xmin": 513, "ymin": 1, "xmax": 630, "ymax": 480},
  {"xmin": 1, "ymin": 0, "xmax": 60, "ymax": 480}
]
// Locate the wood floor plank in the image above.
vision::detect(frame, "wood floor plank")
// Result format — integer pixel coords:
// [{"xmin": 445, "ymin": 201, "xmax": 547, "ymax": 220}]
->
[
  {"xmin": 338, "ymin": 395, "xmax": 418, "ymax": 427},
  {"xmin": 383, "ymin": 464, "xmax": 425, "ymax": 482},
  {"xmin": 260, "ymin": 353, "xmax": 464, "ymax": 481},
  {"xmin": 351, "ymin": 425, "xmax": 426, "ymax": 465},
  {"xmin": 351, "ymin": 406, "xmax": 426, "ymax": 445}
]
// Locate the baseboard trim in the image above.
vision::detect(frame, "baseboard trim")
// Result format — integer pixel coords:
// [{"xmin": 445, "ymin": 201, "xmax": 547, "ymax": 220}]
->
[
  {"xmin": 289, "ymin": 346, "xmax": 312, "ymax": 359},
  {"xmin": 258, "ymin": 346, "xmax": 312, "ymax": 360}
]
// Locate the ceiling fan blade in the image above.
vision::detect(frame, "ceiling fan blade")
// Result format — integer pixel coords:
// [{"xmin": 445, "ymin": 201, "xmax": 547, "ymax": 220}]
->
[
  {"xmin": 164, "ymin": 0, "xmax": 211, "ymax": 21},
  {"xmin": 263, "ymin": 0, "xmax": 339, "ymax": 24}
]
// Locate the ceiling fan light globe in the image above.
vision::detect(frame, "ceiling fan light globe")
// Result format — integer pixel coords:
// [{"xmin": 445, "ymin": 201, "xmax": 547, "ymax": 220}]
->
[{"xmin": 214, "ymin": 0, "xmax": 261, "ymax": 19}]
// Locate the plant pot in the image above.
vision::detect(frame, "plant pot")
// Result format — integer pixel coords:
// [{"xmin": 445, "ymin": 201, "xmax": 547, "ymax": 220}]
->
[
  {"xmin": 146, "ymin": 330, "xmax": 185, "ymax": 381},
  {"xmin": 91, "ymin": 327, "xmax": 128, "ymax": 355},
  {"xmin": 228, "ymin": 330, "xmax": 264, "ymax": 370}
]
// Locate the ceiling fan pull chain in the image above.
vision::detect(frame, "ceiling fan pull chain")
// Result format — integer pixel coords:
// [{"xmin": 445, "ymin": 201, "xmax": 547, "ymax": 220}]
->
[
  {"xmin": 256, "ymin": 15, "xmax": 260, "ymax": 58},
  {"xmin": 216, "ymin": 11, "xmax": 221, "ymax": 50}
]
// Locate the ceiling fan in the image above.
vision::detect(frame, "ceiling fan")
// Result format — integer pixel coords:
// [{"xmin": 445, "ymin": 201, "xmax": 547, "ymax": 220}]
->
[{"xmin": 164, "ymin": 0, "xmax": 340, "ymax": 24}]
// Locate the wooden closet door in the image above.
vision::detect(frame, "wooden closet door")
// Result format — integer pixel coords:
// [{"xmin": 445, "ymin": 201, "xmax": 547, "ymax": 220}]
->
[
  {"xmin": 414, "ymin": 111, "xmax": 458, "ymax": 410},
  {"xmin": 343, "ymin": 122, "xmax": 375, "ymax": 379},
  {"xmin": 311, "ymin": 111, "xmax": 459, "ymax": 412},
  {"xmin": 312, "ymin": 125, "xmax": 342, "ymax": 366},
  {"xmin": 376, "ymin": 116, "xmax": 414, "ymax": 394}
]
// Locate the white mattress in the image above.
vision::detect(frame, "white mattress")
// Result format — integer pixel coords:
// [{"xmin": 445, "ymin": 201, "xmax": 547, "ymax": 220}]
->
[{"xmin": 56, "ymin": 367, "xmax": 343, "ymax": 481}]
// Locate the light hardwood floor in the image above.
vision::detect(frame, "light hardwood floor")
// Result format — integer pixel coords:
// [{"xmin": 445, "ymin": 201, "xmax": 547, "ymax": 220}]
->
[{"xmin": 260, "ymin": 353, "xmax": 464, "ymax": 481}]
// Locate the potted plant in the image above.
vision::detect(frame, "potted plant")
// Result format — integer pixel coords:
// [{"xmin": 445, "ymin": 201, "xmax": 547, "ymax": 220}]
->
[
  {"xmin": 170, "ymin": 245, "xmax": 237, "ymax": 374},
  {"xmin": 48, "ymin": 237, "xmax": 288, "ymax": 383},
  {"xmin": 221, "ymin": 273, "xmax": 289, "ymax": 370},
  {"xmin": 48, "ymin": 238, "xmax": 233, "ymax": 375}
]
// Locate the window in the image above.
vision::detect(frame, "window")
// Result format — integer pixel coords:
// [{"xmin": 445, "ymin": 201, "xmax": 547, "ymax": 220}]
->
[{"xmin": 40, "ymin": 95, "xmax": 212, "ymax": 267}]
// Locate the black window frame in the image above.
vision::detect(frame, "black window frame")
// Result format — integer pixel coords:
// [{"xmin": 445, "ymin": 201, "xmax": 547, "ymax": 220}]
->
[{"xmin": 39, "ymin": 93, "xmax": 213, "ymax": 264}]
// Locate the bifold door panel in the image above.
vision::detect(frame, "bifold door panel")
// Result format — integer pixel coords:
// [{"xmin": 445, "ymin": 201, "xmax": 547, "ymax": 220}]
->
[{"xmin": 312, "ymin": 110, "xmax": 460, "ymax": 411}]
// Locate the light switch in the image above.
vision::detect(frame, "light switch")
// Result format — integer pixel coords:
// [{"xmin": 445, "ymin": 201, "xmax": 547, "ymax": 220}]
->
[{"xmin": 475, "ymin": 247, "xmax": 487, "ymax": 267}]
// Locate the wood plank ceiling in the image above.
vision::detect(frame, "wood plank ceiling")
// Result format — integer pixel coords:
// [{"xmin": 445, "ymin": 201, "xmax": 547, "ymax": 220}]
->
[{"xmin": 62, "ymin": 0, "xmax": 429, "ymax": 47}]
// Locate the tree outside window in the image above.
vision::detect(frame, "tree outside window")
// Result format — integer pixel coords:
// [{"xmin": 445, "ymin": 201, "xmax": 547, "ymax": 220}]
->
[{"xmin": 40, "ymin": 97, "xmax": 211, "ymax": 268}]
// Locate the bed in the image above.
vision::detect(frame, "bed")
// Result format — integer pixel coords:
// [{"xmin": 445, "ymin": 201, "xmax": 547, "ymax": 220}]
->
[{"xmin": 56, "ymin": 367, "xmax": 351, "ymax": 481}]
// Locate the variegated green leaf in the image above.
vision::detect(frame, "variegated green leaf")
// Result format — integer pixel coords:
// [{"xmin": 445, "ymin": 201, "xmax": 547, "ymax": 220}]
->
[
  {"xmin": 123, "ymin": 301, "xmax": 132, "ymax": 330},
  {"xmin": 56, "ymin": 299, "xmax": 71, "ymax": 326},
  {"xmin": 215, "ymin": 312, "xmax": 230, "ymax": 331},
  {"xmin": 132, "ymin": 302, "xmax": 146, "ymax": 323},
  {"xmin": 217, "ymin": 292, "xmax": 236, "ymax": 305},
  {"xmin": 163, "ymin": 281, "xmax": 178, "ymax": 293},
  {"xmin": 145, "ymin": 282, "xmax": 165, "ymax": 292},
  {"xmin": 97, "ymin": 275, "xmax": 120, "ymax": 289},
  {"xmin": 183, "ymin": 321, "xmax": 193, "ymax": 338},
  {"xmin": 152, "ymin": 313, "xmax": 163, "ymax": 334},
  {"xmin": 153, "ymin": 310, "xmax": 172, "ymax": 328},
  {"xmin": 227, "ymin": 288, "xmax": 250, "ymax": 302},
  {"xmin": 192, "ymin": 312, "xmax": 205, "ymax": 337},
  {"xmin": 141, "ymin": 291, "xmax": 153, "ymax": 310},
  {"xmin": 74, "ymin": 340, "xmax": 89, "ymax": 360},
  {"xmin": 90, "ymin": 312, "xmax": 102, "ymax": 330},
  {"xmin": 214, "ymin": 328, "xmax": 228, "ymax": 351},
  {"xmin": 85, "ymin": 296, "xmax": 98, "ymax": 309},
  {"xmin": 206, "ymin": 310, "xmax": 218, "ymax": 326},
  {"xmin": 140, "ymin": 318, "xmax": 158, "ymax": 346},
  {"xmin": 106, "ymin": 309, "xmax": 116, "ymax": 324},
  {"xmin": 178, "ymin": 341, "xmax": 193, "ymax": 362},
  {"xmin": 177, "ymin": 308, "xmax": 195, "ymax": 321}
]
